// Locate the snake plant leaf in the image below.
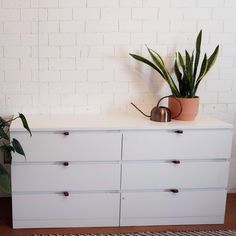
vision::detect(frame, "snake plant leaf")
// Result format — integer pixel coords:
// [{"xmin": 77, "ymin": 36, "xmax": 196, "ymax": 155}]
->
[
  {"xmin": 190, "ymin": 52, "xmax": 196, "ymax": 97},
  {"xmin": 193, "ymin": 30, "xmax": 202, "ymax": 79},
  {"xmin": 19, "ymin": 113, "xmax": 32, "ymax": 136},
  {"xmin": 147, "ymin": 47, "xmax": 181, "ymax": 96},
  {"xmin": 178, "ymin": 52, "xmax": 186, "ymax": 74},
  {"xmin": 176, "ymin": 52, "xmax": 187, "ymax": 81},
  {"xmin": 129, "ymin": 30, "xmax": 218, "ymax": 98},
  {"xmin": 174, "ymin": 58, "xmax": 182, "ymax": 83},
  {"xmin": 0, "ymin": 127, "xmax": 9, "ymax": 140},
  {"xmin": 0, "ymin": 164, "xmax": 10, "ymax": 193},
  {"xmin": 197, "ymin": 54, "xmax": 208, "ymax": 82},
  {"xmin": 205, "ymin": 45, "xmax": 219, "ymax": 74},
  {"xmin": 129, "ymin": 53, "xmax": 165, "ymax": 77},
  {"xmin": 189, "ymin": 52, "xmax": 195, "ymax": 96},
  {"xmin": 194, "ymin": 54, "xmax": 208, "ymax": 96},
  {"xmin": 185, "ymin": 50, "xmax": 192, "ymax": 79},
  {"xmin": 149, "ymin": 47, "xmax": 165, "ymax": 65},
  {"xmin": 183, "ymin": 72, "xmax": 191, "ymax": 97},
  {"xmin": 12, "ymin": 138, "xmax": 25, "ymax": 158},
  {"xmin": 185, "ymin": 50, "xmax": 191, "ymax": 66},
  {"xmin": 146, "ymin": 47, "xmax": 168, "ymax": 79}
]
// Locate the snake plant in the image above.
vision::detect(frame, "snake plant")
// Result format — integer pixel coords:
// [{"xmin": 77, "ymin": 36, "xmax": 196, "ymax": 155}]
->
[
  {"xmin": 130, "ymin": 30, "xmax": 219, "ymax": 98},
  {"xmin": 0, "ymin": 114, "xmax": 31, "ymax": 193}
]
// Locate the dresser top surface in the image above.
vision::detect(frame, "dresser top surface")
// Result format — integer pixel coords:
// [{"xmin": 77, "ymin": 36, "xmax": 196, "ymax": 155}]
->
[{"xmin": 9, "ymin": 113, "xmax": 233, "ymax": 132}]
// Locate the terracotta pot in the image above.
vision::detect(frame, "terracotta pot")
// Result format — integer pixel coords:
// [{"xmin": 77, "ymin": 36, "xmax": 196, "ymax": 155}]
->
[{"xmin": 168, "ymin": 96, "xmax": 200, "ymax": 121}]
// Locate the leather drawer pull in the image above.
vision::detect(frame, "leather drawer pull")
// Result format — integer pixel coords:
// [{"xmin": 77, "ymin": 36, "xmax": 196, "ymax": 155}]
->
[
  {"xmin": 63, "ymin": 191, "xmax": 69, "ymax": 197},
  {"xmin": 63, "ymin": 162, "xmax": 69, "ymax": 166},
  {"xmin": 172, "ymin": 160, "xmax": 180, "ymax": 164},
  {"xmin": 63, "ymin": 131, "xmax": 70, "ymax": 136},
  {"xmin": 169, "ymin": 189, "xmax": 179, "ymax": 193},
  {"xmin": 174, "ymin": 130, "xmax": 183, "ymax": 134}
]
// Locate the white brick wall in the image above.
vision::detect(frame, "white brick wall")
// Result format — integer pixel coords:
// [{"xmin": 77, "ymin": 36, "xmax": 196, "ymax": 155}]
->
[{"xmin": 0, "ymin": 0, "xmax": 236, "ymax": 192}]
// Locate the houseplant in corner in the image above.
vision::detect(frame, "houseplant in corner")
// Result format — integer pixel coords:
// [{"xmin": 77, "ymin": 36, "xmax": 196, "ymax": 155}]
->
[
  {"xmin": 0, "ymin": 114, "xmax": 31, "ymax": 193},
  {"xmin": 129, "ymin": 30, "xmax": 219, "ymax": 120}
]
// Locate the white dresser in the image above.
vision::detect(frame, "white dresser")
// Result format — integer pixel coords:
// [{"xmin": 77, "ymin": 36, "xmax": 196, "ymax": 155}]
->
[{"xmin": 10, "ymin": 114, "xmax": 233, "ymax": 229}]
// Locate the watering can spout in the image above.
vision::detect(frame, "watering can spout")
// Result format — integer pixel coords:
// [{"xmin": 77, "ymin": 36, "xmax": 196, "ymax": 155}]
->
[{"xmin": 131, "ymin": 102, "xmax": 150, "ymax": 118}]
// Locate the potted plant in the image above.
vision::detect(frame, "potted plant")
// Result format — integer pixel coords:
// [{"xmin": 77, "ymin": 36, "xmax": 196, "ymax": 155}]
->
[
  {"xmin": 0, "ymin": 114, "xmax": 31, "ymax": 193},
  {"xmin": 129, "ymin": 30, "xmax": 219, "ymax": 120}
]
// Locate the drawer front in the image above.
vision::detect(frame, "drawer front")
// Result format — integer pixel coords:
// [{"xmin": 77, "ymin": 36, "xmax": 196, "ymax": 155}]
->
[
  {"xmin": 123, "ymin": 130, "xmax": 232, "ymax": 160},
  {"xmin": 12, "ymin": 131, "xmax": 122, "ymax": 162},
  {"xmin": 12, "ymin": 163, "xmax": 120, "ymax": 192},
  {"xmin": 12, "ymin": 193, "xmax": 120, "ymax": 228},
  {"xmin": 122, "ymin": 161, "xmax": 229, "ymax": 190},
  {"xmin": 120, "ymin": 190, "xmax": 227, "ymax": 226}
]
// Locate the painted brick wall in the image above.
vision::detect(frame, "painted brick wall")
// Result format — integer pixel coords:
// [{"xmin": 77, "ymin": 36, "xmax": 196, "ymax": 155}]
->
[{"xmin": 0, "ymin": 0, "xmax": 236, "ymax": 192}]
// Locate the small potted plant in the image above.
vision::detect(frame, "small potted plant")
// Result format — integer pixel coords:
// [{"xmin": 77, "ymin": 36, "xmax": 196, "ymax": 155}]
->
[
  {"xmin": 0, "ymin": 114, "xmax": 31, "ymax": 193},
  {"xmin": 129, "ymin": 30, "xmax": 219, "ymax": 120}
]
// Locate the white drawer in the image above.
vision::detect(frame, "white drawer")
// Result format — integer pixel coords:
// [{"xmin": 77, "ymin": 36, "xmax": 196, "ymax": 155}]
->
[
  {"xmin": 12, "ymin": 192, "xmax": 120, "ymax": 228},
  {"xmin": 122, "ymin": 161, "xmax": 229, "ymax": 190},
  {"xmin": 120, "ymin": 190, "xmax": 227, "ymax": 226},
  {"xmin": 12, "ymin": 163, "xmax": 120, "ymax": 192},
  {"xmin": 123, "ymin": 130, "xmax": 232, "ymax": 160},
  {"xmin": 12, "ymin": 131, "xmax": 122, "ymax": 162}
]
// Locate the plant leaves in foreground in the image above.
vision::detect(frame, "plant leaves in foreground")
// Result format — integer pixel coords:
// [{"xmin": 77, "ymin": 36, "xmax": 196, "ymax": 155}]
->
[
  {"xmin": 0, "ymin": 164, "xmax": 10, "ymax": 193},
  {"xmin": 12, "ymin": 138, "xmax": 25, "ymax": 157},
  {"xmin": 19, "ymin": 113, "xmax": 32, "ymax": 136}
]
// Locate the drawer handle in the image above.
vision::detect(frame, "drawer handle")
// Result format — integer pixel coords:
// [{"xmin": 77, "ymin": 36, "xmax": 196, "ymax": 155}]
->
[
  {"xmin": 172, "ymin": 160, "xmax": 180, "ymax": 164},
  {"xmin": 63, "ymin": 162, "xmax": 69, "ymax": 166},
  {"xmin": 169, "ymin": 189, "xmax": 179, "ymax": 193},
  {"xmin": 63, "ymin": 191, "xmax": 70, "ymax": 197},
  {"xmin": 174, "ymin": 130, "xmax": 183, "ymax": 134},
  {"xmin": 63, "ymin": 131, "xmax": 70, "ymax": 136}
]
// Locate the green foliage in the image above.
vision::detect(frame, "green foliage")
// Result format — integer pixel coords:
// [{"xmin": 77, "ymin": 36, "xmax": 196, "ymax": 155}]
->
[
  {"xmin": 0, "ymin": 164, "xmax": 10, "ymax": 193},
  {"xmin": 129, "ymin": 30, "xmax": 219, "ymax": 98},
  {"xmin": 0, "ymin": 114, "xmax": 31, "ymax": 193}
]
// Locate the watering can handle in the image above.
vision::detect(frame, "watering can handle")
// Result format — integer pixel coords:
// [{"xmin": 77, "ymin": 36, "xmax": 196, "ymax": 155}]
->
[{"xmin": 157, "ymin": 95, "xmax": 182, "ymax": 119}]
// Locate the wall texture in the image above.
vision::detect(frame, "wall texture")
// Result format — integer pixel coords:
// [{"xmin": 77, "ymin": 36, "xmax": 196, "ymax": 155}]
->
[{"xmin": 0, "ymin": 0, "xmax": 236, "ymax": 192}]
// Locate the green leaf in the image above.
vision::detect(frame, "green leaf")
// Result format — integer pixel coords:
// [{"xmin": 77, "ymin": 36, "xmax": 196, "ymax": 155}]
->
[
  {"xmin": 185, "ymin": 50, "xmax": 191, "ymax": 67},
  {"xmin": 197, "ymin": 53, "xmax": 208, "ymax": 82},
  {"xmin": 0, "ymin": 117, "xmax": 7, "ymax": 128},
  {"xmin": 185, "ymin": 50, "xmax": 192, "ymax": 80},
  {"xmin": 193, "ymin": 30, "xmax": 202, "ymax": 79},
  {"xmin": 178, "ymin": 52, "xmax": 185, "ymax": 69},
  {"xmin": 194, "ymin": 54, "xmax": 208, "ymax": 95},
  {"xmin": 205, "ymin": 45, "xmax": 219, "ymax": 74},
  {"xmin": 189, "ymin": 52, "xmax": 195, "ymax": 97},
  {"xmin": 19, "ymin": 113, "xmax": 32, "ymax": 136},
  {"xmin": 149, "ymin": 47, "xmax": 165, "ymax": 65},
  {"xmin": 0, "ymin": 164, "xmax": 10, "ymax": 193},
  {"xmin": 146, "ymin": 47, "xmax": 168, "ymax": 79},
  {"xmin": 146, "ymin": 47, "xmax": 181, "ymax": 96},
  {"xmin": 129, "ymin": 53, "xmax": 165, "ymax": 77},
  {"xmin": 0, "ymin": 127, "xmax": 9, "ymax": 140},
  {"xmin": 12, "ymin": 138, "xmax": 25, "ymax": 157},
  {"xmin": 0, "ymin": 144, "xmax": 14, "ymax": 164},
  {"xmin": 174, "ymin": 58, "xmax": 182, "ymax": 83},
  {"xmin": 177, "ymin": 52, "xmax": 186, "ymax": 78}
]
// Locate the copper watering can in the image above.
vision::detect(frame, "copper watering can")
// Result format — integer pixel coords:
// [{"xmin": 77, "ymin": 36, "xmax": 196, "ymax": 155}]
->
[{"xmin": 131, "ymin": 96, "xmax": 182, "ymax": 122}]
